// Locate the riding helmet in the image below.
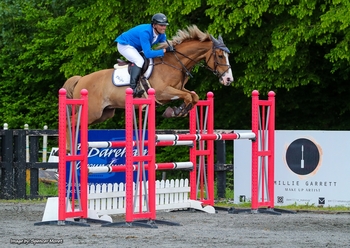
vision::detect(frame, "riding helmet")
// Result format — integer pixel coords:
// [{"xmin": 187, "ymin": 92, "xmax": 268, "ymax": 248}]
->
[{"xmin": 151, "ymin": 13, "xmax": 169, "ymax": 25}]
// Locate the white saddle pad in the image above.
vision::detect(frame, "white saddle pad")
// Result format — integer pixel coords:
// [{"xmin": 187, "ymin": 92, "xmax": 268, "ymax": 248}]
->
[{"xmin": 112, "ymin": 65, "xmax": 130, "ymax": 86}]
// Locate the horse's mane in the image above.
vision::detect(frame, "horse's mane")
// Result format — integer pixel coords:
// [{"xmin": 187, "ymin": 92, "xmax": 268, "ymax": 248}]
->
[{"xmin": 158, "ymin": 25, "xmax": 210, "ymax": 49}]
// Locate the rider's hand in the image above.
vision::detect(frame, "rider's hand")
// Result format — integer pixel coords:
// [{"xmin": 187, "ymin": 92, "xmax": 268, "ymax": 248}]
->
[{"xmin": 165, "ymin": 46, "xmax": 175, "ymax": 53}]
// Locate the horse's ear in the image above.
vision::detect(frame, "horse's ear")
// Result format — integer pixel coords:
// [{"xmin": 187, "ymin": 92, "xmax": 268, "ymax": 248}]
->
[
  {"xmin": 211, "ymin": 34, "xmax": 231, "ymax": 53},
  {"xmin": 218, "ymin": 35, "xmax": 224, "ymax": 43},
  {"xmin": 210, "ymin": 35, "xmax": 219, "ymax": 46}
]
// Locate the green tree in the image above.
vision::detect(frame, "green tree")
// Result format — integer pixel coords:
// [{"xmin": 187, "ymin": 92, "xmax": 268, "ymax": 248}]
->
[
  {"xmin": 0, "ymin": 0, "xmax": 75, "ymax": 128},
  {"xmin": 1, "ymin": 0, "xmax": 350, "ymax": 131}
]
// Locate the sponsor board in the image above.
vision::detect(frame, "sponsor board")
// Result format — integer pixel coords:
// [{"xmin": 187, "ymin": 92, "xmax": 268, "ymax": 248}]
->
[
  {"xmin": 234, "ymin": 130, "xmax": 350, "ymax": 207},
  {"xmin": 49, "ymin": 130, "xmax": 148, "ymax": 187}
]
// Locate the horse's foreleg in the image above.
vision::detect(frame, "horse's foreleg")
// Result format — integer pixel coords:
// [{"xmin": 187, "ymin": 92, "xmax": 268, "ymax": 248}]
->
[
  {"xmin": 173, "ymin": 103, "xmax": 186, "ymax": 116},
  {"xmin": 159, "ymin": 88, "xmax": 199, "ymax": 118},
  {"xmin": 162, "ymin": 102, "xmax": 194, "ymax": 118},
  {"xmin": 171, "ymin": 102, "xmax": 193, "ymax": 117},
  {"xmin": 173, "ymin": 91, "xmax": 198, "ymax": 117},
  {"xmin": 162, "ymin": 103, "xmax": 187, "ymax": 118}
]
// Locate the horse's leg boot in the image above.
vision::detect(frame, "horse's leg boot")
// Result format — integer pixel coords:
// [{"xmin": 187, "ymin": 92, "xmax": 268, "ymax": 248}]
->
[{"xmin": 129, "ymin": 65, "xmax": 145, "ymax": 98}]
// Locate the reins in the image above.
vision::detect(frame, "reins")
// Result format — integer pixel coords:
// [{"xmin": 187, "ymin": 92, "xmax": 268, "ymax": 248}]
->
[{"xmin": 166, "ymin": 40, "xmax": 193, "ymax": 78}]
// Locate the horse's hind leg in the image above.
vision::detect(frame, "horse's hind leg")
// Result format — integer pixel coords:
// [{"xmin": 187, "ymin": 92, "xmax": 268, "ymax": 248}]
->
[{"xmin": 90, "ymin": 108, "xmax": 116, "ymax": 125}]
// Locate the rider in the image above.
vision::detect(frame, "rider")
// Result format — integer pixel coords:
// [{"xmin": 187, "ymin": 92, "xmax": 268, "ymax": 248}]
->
[{"xmin": 115, "ymin": 13, "xmax": 174, "ymax": 98}]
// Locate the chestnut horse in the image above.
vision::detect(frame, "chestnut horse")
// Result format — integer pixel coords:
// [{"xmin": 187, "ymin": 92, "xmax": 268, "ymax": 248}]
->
[{"xmin": 62, "ymin": 25, "xmax": 233, "ymax": 124}]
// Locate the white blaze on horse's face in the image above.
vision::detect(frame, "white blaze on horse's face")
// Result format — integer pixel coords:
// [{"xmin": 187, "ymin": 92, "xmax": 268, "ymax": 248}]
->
[{"xmin": 219, "ymin": 52, "xmax": 234, "ymax": 86}]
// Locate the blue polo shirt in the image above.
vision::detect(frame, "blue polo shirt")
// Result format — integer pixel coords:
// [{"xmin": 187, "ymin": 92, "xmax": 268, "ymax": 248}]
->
[{"xmin": 115, "ymin": 24, "xmax": 166, "ymax": 58}]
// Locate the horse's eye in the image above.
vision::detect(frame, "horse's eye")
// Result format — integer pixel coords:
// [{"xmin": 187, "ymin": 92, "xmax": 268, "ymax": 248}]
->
[{"xmin": 218, "ymin": 55, "xmax": 224, "ymax": 59}]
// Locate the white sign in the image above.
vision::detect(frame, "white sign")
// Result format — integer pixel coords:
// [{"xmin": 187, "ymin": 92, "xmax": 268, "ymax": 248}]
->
[
  {"xmin": 234, "ymin": 130, "xmax": 350, "ymax": 207},
  {"xmin": 48, "ymin": 147, "xmax": 59, "ymax": 163}
]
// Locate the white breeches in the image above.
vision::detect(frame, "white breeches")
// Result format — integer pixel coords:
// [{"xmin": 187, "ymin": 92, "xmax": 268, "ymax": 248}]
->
[{"xmin": 117, "ymin": 43, "xmax": 144, "ymax": 68}]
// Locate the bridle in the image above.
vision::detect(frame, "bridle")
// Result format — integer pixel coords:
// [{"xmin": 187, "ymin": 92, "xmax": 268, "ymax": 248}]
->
[
  {"xmin": 204, "ymin": 45, "xmax": 231, "ymax": 79},
  {"xmin": 155, "ymin": 43, "xmax": 231, "ymax": 81}
]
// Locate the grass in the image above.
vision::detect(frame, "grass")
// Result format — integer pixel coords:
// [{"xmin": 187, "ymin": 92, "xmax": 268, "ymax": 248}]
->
[
  {"xmin": 0, "ymin": 198, "xmax": 47, "ymax": 204},
  {"xmin": 38, "ymin": 181, "xmax": 58, "ymax": 196},
  {"xmin": 25, "ymin": 181, "xmax": 58, "ymax": 197},
  {"xmin": 0, "ymin": 181, "xmax": 59, "ymax": 203}
]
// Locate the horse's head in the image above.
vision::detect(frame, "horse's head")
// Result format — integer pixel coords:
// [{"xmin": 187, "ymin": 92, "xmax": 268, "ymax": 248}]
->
[{"xmin": 206, "ymin": 35, "xmax": 234, "ymax": 86}]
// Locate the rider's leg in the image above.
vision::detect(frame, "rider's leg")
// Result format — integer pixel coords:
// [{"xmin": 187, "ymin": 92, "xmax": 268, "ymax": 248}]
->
[
  {"xmin": 116, "ymin": 43, "xmax": 145, "ymax": 98},
  {"xmin": 129, "ymin": 64, "xmax": 144, "ymax": 98}
]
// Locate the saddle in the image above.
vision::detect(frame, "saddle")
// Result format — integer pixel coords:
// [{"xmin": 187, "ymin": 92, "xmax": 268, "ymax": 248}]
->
[{"xmin": 116, "ymin": 53, "xmax": 150, "ymax": 75}]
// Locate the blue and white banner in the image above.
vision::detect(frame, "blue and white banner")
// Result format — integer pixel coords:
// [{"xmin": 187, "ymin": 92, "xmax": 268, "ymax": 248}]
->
[
  {"xmin": 83, "ymin": 129, "xmax": 146, "ymax": 185},
  {"xmin": 47, "ymin": 130, "xmax": 148, "ymax": 186}
]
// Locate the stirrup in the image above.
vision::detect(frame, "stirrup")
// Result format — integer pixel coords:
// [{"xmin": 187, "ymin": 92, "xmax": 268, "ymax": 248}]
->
[{"xmin": 133, "ymin": 89, "xmax": 145, "ymax": 98}]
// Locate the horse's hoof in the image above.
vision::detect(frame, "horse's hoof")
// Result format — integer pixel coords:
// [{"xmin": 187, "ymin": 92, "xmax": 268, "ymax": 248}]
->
[{"xmin": 162, "ymin": 107, "xmax": 175, "ymax": 118}]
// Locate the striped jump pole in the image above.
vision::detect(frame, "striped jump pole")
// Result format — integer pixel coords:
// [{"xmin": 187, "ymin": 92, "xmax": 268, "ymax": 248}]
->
[
  {"xmin": 155, "ymin": 132, "xmax": 255, "ymax": 141},
  {"xmin": 156, "ymin": 131, "xmax": 256, "ymax": 206},
  {"xmin": 87, "ymin": 162, "xmax": 193, "ymax": 174},
  {"xmin": 85, "ymin": 140, "xmax": 193, "ymax": 148}
]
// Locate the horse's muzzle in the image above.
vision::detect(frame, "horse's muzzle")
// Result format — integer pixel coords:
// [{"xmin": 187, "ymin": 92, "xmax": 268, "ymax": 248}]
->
[{"xmin": 220, "ymin": 76, "xmax": 234, "ymax": 86}]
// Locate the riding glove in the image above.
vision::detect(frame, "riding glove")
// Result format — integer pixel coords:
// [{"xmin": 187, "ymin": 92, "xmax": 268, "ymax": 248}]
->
[{"xmin": 165, "ymin": 46, "xmax": 175, "ymax": 52}]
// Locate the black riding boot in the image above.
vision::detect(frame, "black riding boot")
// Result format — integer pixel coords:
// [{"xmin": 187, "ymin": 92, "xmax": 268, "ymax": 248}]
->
[{"xmin": 129, "ymin": 65, "xmax": 145, "ymax": 98}]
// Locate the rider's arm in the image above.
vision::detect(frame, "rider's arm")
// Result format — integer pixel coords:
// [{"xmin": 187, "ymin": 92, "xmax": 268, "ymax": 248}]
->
[{"xmin": 139, "ymin": 30, "xmax": 165, "ymax": 58}]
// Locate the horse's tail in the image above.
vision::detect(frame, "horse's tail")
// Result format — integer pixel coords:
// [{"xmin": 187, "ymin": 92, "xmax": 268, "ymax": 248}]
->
[{"xmin": 62, "ymin": 76, "xmax": 82, "ymax": 99}]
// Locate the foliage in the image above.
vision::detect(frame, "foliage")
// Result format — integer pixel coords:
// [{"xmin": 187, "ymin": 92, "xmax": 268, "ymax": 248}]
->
[
  {"xmin": 0, "ymin": 0, "xmax": 350, "ymax": 141},
  {"xmin": 205, "ymin": 0, "xmax": 350, "ymax": 95},
  {"xmin": 1, "ymin": 1, "xmax": 350, "ymax": 206}
]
